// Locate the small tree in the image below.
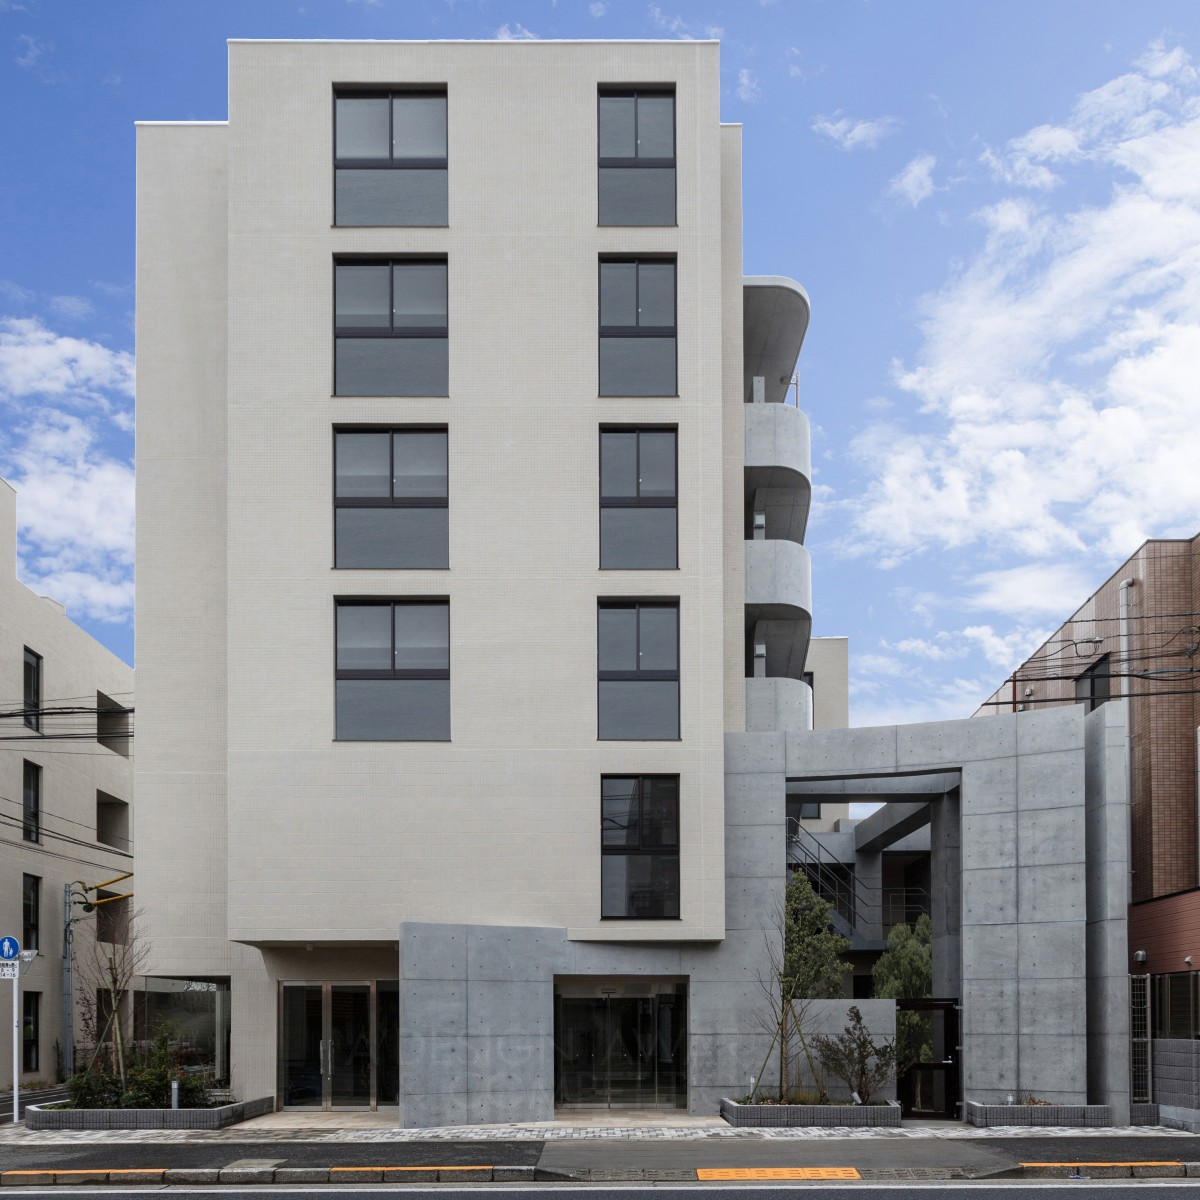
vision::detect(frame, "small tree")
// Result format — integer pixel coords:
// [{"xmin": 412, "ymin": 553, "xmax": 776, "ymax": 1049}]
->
[
  {"xmin": 812, "ymin": 1005, "xmax": 897, "ymax": 1104},
  {"xmin": 872, "ymin": 914, "xmax": 933, "ymax": 1075},
  {"xmin": 752, "ymin": 871, "xmax": 850, "ymax": 1102}
]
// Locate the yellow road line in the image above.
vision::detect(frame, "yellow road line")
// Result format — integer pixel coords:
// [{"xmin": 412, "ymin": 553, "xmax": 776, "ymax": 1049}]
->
[{"xmin": 697, "ymin": 1167, "xmax": 861, "ymax": 1181}]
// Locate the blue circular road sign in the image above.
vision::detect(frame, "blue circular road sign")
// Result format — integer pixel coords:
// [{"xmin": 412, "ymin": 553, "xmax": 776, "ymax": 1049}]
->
[{"xmin": 0, "ymin": 936, "xmax": 20, "ymax": 960}]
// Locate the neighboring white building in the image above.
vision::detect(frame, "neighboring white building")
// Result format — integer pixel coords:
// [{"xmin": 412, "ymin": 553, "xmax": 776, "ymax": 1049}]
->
[
  {"xmin": 136, "ymin": 38, "xmax": 826, "ymax": 1120},
  {"xmin": 0, "ymin": 478, "xmax": 134, "ymax": 1087}
]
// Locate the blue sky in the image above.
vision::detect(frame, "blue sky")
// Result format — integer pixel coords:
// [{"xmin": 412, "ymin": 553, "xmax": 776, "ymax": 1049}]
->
[{"xmin": 3, "ymin": 0, "xmax": 1200, "ymax": 726}]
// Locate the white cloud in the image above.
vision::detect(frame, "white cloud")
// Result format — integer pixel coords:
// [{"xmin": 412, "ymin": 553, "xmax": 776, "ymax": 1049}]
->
[
  {"xmin": 48, "ymin": 294, "xmax": 94, "ymax": 321},
  {"xmin": 888, "ymin": 153, "xmax": 937, "ymax": 206},
  {"xmin": 967, "ymin": 564, "xmax": 1096, "ymax": 618},
  {"xmin": 589, "ymin": 1, "xmax": 606, "ymax": 15},
  {"xmin": 811, "ymin": 111, "xmax": 899, "ymax": 151},
  {"xmin": 647, "ymin": 6, "xmax": 720, "ymax": 40},
  {"xmin": 495, "ymin": 23, "xmax": 538, "ymax": 41},
  {"xmin": 736, "ymin": 69, "xmax": 761, "ymax": 103},
  {"xmin": 0, "ymin": 318, "xmax": 134, "ymax": 623},
  {"xmin": 845, "ymin": 43, "xmax": 1200, "ymax": 575},
  {"xmin": 14, "ymin": 33, "xmax": 44, "ymax": 69}
]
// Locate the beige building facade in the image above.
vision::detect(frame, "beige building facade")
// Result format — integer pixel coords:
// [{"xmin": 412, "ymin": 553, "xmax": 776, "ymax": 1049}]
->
[
  {"xmin": 136, "ymin": 39, "xmax": 824, "ymax": 1120},
  {"xmin": 0, "ymin": 479, "xmax": 134, "ymax": 1088}
]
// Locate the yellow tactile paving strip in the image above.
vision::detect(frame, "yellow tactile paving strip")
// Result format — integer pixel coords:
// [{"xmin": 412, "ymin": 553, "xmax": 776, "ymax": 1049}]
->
[{"xmin": 697, "ymin": 1167, "xmax": 861, "ymax": 1180}]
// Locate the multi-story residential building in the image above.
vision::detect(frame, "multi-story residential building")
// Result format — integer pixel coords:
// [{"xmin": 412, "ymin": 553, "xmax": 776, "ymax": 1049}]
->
[
  {"xmin": 0, "ymin": 478, "xmax": 135, "ymax": 1088},
  {"xmin": 135, "ymin": 38, "xmax": 1137, "ymax": 1126},
  {"xmin": 977, "ymin": 533, "xmax": 1200, "ymax": 1126}
]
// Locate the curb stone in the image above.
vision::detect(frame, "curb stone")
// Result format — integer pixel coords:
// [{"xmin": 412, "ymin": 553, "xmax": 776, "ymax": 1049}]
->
[
  {"xmin": 164, "ymin": 1169, "xmax": 220, "ymax": 1184},
  {"xmin": 272, "ymin": 1168, "xmax": 330, "ymax": 1183}
]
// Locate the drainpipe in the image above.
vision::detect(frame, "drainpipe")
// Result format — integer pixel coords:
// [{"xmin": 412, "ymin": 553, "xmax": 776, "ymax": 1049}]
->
[{"xmin": 1119, "ymin": 578, "xmax": 1135, "ymax": 903}]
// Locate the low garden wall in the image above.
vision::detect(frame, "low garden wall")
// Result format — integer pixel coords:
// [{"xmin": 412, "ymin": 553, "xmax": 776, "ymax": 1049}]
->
[
  {"xmin": 721, "ymin": 1097, "xmax": 902, "ymax": 1128},
  {"xmin": 25, "ymin": 1095, "xmax": 274, "ymax": 1131},
  {"xmin": 964, "ymin": 1100, "xmax": 1112, "ymax": 1128}
]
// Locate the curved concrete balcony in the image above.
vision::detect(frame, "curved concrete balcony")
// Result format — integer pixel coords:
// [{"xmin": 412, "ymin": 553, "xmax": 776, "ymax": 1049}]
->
[
  {"xmin": 745, "ymin": 538, "xmax": 812, "ymax": 680},
  {"xmin": 746, "ymin": 675, "xmax": 813, "ymax": 734},
  {"xmin": 745, "ymin": 401, "xmax": 812, "ymax": 544},
  {"xmin": 743, "ymin": 275, "xmax": 811, "ymax": 404}
]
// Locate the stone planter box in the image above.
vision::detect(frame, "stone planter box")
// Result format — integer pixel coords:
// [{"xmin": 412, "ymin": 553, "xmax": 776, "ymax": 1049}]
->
[
  {"xmin": 720, "ymin": 1097, "xmax": 902, "ymax": 1128},
  {"xmin": 25, "ymin": 1095, "xmax": 274, "ymax": 1131},
  {"xmin": 964, "ymin": 1100, "xmax": 1112, "ymax": 1128}
]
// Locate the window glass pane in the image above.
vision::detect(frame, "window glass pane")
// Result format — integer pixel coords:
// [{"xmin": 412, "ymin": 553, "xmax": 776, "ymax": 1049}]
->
[
  {"xmin": 639, "ymin": 432, "xmax": 676, "ymax": 497},
  {"xmin": 600, "ymin": 432, "xmax": 638, "ymax": 498},
  {"xmin": 393, "ymin": 96, "xmax": 447, "ymax": 158},
  {"xmin": 336, "ymin": 605, "xmax": 392, "ymax": 670},
  {"xmin": 638, "ymin": 262, "xmax": 675, "ymax": 327},
  {"xmin": 602, "ymin": 855, "xmax": 678, "ymax": 918},
  {"xmin": 394, "ymin": 604, "xmax": 449, "ymax": 671},
  {"xmin": 335, "ymin": 98, "xmax": 391, "ymax": 159},
  {"xmin": 393, "ymin": 263, "xmax": 447, "ymax": 328},
  {"xmin": 598, "ymin": 680, "xmax": 679, "ymax": 740},
  {"xmin": 638, "ymin": 606, "xmax": 678, "ymax": 671},
  {"xmin": 336, "ymin": 170, "xmax": 448, "ymax": 227},
  {"xmin": 598, "ymin": 168, "xmax": 676, "ymax": 226},
  {"xmin": 602, "ymin": 778, "xmax": 640, "ymax": 847},
  {"xmin": 600, "ymin": 262, "xmax": 638, "ymax": 327},
  {"xmin": 335, "ymin": 265, "xmax": 391, "ymax": 329},
  {"xmin": 642, "ymin": 778, "xmax": 679, "ymax": 846},
  {"xmin": 335, "ymin": 433, "xmax": 391, "ymax": 498},
  {"xmin": 599, "ymin": 337, "xmax": 676, "ymax": 396},
  {"xmin": 637, "ymin": 96, "xmax": 675, "ymax": 158},
  {"xmin": 337, "ymin": 679, "xmax": 450, "ymax": 740},
  {"xmin": 393, "ymin": 432, "xmax": 447, "ymax": 498},
  {"xmin": 599, "ymin": 95, "xmax": 636, "ymax": 158},
  {"xmin": 336, "ymin": 509, "xmax": 448, "ymax": 569},
  {"xmin": 600, "ymin": 509, "xmax": 676, "ymax": 570},
  {"xmin": 598, "ymin": 606, "xmax": 638, "ymax": 672},
  {"xmin": 336, "ymin": 337, "xmax": 448, "ymax": 398}
]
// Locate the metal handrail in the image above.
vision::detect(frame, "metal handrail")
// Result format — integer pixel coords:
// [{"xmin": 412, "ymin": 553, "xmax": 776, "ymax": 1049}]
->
[{"xmin": 786, "ymin": 818, "xmax": 931, "ymax": 932}]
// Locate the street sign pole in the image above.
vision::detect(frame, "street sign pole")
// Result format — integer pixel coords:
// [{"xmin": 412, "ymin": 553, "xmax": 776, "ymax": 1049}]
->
[{"xmin": 1, "ymin": 935, "xmax": 23, "ymax": 1124}]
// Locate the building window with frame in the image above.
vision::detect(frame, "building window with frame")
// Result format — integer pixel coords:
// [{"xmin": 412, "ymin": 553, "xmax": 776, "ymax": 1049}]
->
[
  {"xmin": 599, "ymin": 258, "xmax": 676, "ymax": 397},
  {"xmin": 22, "ymin": 874, "xmax": 40, "ymax": 953},
  {"xmin": 22, "ymin": 761, "xmax": 40, "ymax": 843},
  {"xmin": 334, "ymin": 89, "xmax": 448, "ymax": 227},
  {"xmin": 600, "ymin": 428, "xmax": 677, "ymax": 569},
  {"xmin": 597, "ymin": 601, "xmax": 679, "ymax": 740},
  {"xmin": 601, "ymin": 775, "xmax": 680, "ymax": 918},
  {"xmin": 334, "ymin": 428, "xmax": 449, "ymax": 568},
  {"xmin": 1075, "ymin": 653, "xmax": 1111, "ymax": 713},
  {"xmin": 598, "ymin": 88, "xmax": 675, "ymax": 226},
  {"xmin": 335, "ymin": 599, "xmax": 450, "ymax": 741},
  {"xmin": 24, "ymin": 648, "xmax": 41, "ymax": 732},
  {"xmin": 334, "ymin": 259, "xmax": 448, "ymax": 397},
  {"xmin": 22, "ymin": 992, "xmax": 39, "ymax": 1073}
]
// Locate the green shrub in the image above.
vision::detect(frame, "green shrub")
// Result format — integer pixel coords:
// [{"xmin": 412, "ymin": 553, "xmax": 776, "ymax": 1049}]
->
[{"xmin": 66, "ymin": 1025, "xmax": 214, "ymax": 1109}]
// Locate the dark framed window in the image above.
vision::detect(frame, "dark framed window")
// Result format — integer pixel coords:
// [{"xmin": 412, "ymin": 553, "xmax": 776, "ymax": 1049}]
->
[
  {"xmin": 597, "ymin": 601, "xmax": 679, "ymax": 740},
  {"xmin": 797, "ymin": 801, "xmax": 821, "ymax": 820},
  {"xmin": 22, "ymin": 874, "xmax": 39, "ymax": 953},
  {"xmin": 600, "ymin": 428, "xmax": 677, "ymax": 569},
  {"xmin": 334, "ymin": 258, "xmax": 448, "ymax": 396},
  {"xmin": 24, "ymin": 648, "xmax": 41, "ymax": 732},
  {"xmin": 22, "ymin": 761, "xmax": 40, "ymax": 843},
  {"xmin": 598, "ymin": 89, "xmax": 675, "ymax": 226},
  {"xmin": 599, "ymin": 258, "xmax": 676, "ymax": 396},
  {"xmin": 335, "ymin": 599, "xmax": 450, "ymax": 740},
  {"xmin": 22, "ymin": 992, "xmax": 39, "ymax": 1073},
  {"xmin": 601, "ymin": 775, "xmax": 680, "ymax": 918},
  {"xmin": 334, "ymin": 428, "xmax": 448, "ymax": 568},
  {"xmin": 335, "ymin": 89, "xmax": 448, "ymax": 227},
  {"xmin": 1075, "ymin": 654, "xmax": 1111, "ymax": 713}
]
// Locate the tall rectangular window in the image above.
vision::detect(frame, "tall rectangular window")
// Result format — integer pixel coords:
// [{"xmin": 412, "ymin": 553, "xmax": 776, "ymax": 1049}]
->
[
  {"xmin": 22, "ymin": 992, "xmax": 39, "ymax": 1073},
  {"xmin": 1075, "ymin": 654, "xmax": 1111, "ymax": 713},
  {"xmin": 335, "ymin": 599, "xmax": 450, "ymax": 740},
  {"xmin": 335, "ymin": 428, "xmax": 449, "ymax": 568},
  {"xmin": 597, "ymin": 601, "xmax": 679, "ymax": 740},
  {"xmin": 598, "ymin": 89, "xmax": 675, "ymax": 226},
  {"xmin": 22, "ymin": 874, "xmax": 40, "ymax": 953},
  {"xmin": 23, "ymin": 648, "xmax": 41, "ymax": 732},
  {"xmin": 601, "ymin": 776, "xmax": 680, "ymax": 918},
  {"xmin": 335, "ymin": 259, "xmax": 448, "ymax": 396},
  {"xmin": 22, "ymin": 761, "xmax": 40, "ymax": 843},
  {"xmin": 335, "ymin": 90, "xmax": 447, "ymax": 227},
  {"xmin": 600, "ymin": 428, "xmax": 677, "ymax": 569},
  {"xmin": 599, "ymin": 258, "xmax": 676, "ymax": 396}
]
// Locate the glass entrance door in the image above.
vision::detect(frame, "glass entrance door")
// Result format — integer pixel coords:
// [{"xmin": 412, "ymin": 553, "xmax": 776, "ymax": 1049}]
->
[
  {"xmin": 279, "ymin": 981, "xmax": 393, "ymax": 1110},
  {"xmin": 555, "ymin": 984, "xmax": 686, "ymax": 1108}
]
